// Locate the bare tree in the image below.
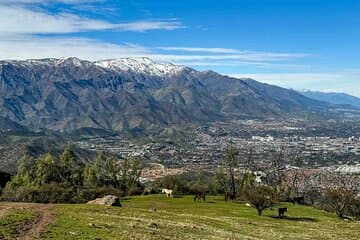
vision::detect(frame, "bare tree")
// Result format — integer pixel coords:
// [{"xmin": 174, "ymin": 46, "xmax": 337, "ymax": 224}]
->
[
  {"xmin": 222, "ymin": 147, "xmax": 239, "ymax": 197},
  {"xmin": 239, "ymin": 148, "xmax": 256, "ymax": 194},
  {"xmin": 325, "ymin": 188, "xmax": 353, "ymax": 218},
  {"xmin": 246, "ymin": 185, "xmax": 277, "ymax": 216}
]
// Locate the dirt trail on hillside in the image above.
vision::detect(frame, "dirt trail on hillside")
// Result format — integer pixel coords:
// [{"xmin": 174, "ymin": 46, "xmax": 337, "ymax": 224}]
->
[{"xmin": 0, "ymin": 202, "xmax": 55, "ymax": 240}]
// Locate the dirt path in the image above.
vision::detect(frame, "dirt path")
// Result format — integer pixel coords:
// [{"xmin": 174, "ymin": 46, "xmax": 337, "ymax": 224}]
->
[
  {"xmin": 0, "ymin": 202, "xmax": 56, "ymax": 240},
  {"xmin": 0, "ymin": 205, "xmax": 15, "ymax": 218}
]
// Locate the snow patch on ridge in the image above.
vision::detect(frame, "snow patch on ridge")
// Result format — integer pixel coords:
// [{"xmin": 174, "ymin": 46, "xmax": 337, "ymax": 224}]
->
[{"xmin": 95, "ymin": 57, "xmax": 186, "ymax": 76}]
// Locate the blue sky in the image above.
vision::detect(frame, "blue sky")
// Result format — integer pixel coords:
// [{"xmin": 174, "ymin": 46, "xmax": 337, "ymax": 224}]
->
[{"xmin": 0, "ymin": 0, "xmax": 359, "ymax": 96}]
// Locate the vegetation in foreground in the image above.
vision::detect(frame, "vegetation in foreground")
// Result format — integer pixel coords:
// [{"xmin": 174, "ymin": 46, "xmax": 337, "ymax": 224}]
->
[
  {"xmin": 2, "ymin": 147, "xmax": 142, "ymax": 203},
  {"xmin": 2, "ymin": 146, "xmax": 360, "ymax": 221},
  {"xmin": 42, "ymin": 195, "xmax": 360, "ymax": 240},
  {"xmin": 0, "ymin": 208, "xmax": 35, "ymax": 239}
]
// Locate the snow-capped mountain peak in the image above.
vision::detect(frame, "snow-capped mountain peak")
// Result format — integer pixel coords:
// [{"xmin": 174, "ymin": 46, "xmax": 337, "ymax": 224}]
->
[{"xmin": 95, "ymin": 57, "xmax": 186, "ymax": 76}]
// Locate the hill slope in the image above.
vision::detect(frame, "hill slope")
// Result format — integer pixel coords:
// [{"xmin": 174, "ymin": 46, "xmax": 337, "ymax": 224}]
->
[{"xmin": 2, "ymin": 195, "xmax": 357, "ymax": 240}]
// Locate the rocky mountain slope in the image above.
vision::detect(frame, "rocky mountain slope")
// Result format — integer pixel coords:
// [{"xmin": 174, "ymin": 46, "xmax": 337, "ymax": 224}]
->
[{"xmin": 0, "ymin": 57, "xmax": 347, "ymax": 133}]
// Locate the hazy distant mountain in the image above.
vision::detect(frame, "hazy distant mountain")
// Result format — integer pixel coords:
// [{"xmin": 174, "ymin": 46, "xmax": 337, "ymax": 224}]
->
[
  {"xmin": 0, "ymin": 57, "xmax": 349, "ymax": 133},
  {"xmin": 300, "ymin": 90, "xmax": 360, "ymax": 108}
]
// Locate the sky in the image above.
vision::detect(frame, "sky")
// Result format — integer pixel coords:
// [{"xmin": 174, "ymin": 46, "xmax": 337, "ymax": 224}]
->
[{"xmin": 0, "ymin": 0, "xmax": 359, "ymax": 96}]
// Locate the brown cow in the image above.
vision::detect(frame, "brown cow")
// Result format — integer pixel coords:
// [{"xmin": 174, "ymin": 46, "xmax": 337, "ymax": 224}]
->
[{"xmin": 224, "ymin": 192, "xmax": 236, "ymax": 202}]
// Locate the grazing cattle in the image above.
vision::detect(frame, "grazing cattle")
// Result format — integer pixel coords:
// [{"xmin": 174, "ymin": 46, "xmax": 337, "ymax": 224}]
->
[
  {"xmin": 161, "ymin": 188, "xmax": 173, "ymax": 198},
  {"xmin": 278, "ymin": 207, "xmax": 288, "ymax": 218},
  {"xmin": 293, "ymin": 196, "xmax": 305, "ymax": 205},
  {"xmin": 224, "ymin": 192, "xmax": 236, "ymax": 202},
  {"xmin": 194, "ymin": 193, "xmax": 206, "ymax": 202}
]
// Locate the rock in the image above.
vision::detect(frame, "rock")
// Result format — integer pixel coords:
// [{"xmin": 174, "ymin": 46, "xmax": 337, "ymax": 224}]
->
[{"xmin": 87, "ymin": 195, "xmax": 121, "ymax": 207}]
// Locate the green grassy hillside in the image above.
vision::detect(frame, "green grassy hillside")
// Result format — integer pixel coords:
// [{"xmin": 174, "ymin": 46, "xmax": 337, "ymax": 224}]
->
[{"xmin": 43, "ymin": 195, "xmax": 360, "ymax": 240}]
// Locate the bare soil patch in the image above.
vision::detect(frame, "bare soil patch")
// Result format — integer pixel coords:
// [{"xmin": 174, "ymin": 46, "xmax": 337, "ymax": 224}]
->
[{"xmin": 0, "ymin": 202, "xmax": 55, "ymax": 240}]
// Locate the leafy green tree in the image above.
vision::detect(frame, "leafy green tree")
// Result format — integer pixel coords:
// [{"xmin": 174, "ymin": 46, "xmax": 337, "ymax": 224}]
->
[
  {"xmin": 35, "ymin": 153, "xmax": 59, "ymax": 185},
  {"xmin": 92, "ymin": 150, "xmax": 109, "ymax": 186},
  {"xmin": 104, "ymin": 156, "xmax": 120, "ymax": 188},
  {"xmin": 60, "ymin": 146, "xmax": 83, "ymax": 187},
  {"xmin": 119, "ymin": 157, "xmax": 142, "ymax": 194},
  {"xmin": 83, "ymin": 164, "xmax": 98, "ymax": 188},
  {"xmin": 2, "ymin": 156, "xmax": 36, "ymax": 201}
]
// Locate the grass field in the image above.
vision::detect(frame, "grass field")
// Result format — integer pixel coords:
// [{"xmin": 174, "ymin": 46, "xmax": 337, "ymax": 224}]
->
[
  {"xmin": 0, "ymin": 208, "xmax": 35, "ymax": 239},
  {"xmin": 41, "ymin": 195, "xmax": 360, "ymax": 240}
]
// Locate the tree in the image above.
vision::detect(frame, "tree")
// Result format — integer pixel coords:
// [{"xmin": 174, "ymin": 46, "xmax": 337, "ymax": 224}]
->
[
  {"xmin": 35, "ymin": 153, "xmax": 59, "ymax": 185},
  {"xmin": 222, "ymin": 147, "xmax": 239, "ymax": 197},
  {"xmin": 238, "ymin": 148, "xmax": 256, "ymax": 194},
  {"xmin": 246, "ymin": 185, "xmax": 277, "ymax": 216},
  {"xmin": 60, "ymin": 146, "xmax": 83, "ymax": 187},
  {"xmin": 119, "ymin": 157, "xmax": 142, "ymax": 194},
  {"xmin": 265, "ymin": 150, "xmax": 286, "ymax": 194},
  {"xmin": 83, "ymin": 164, "xmax": 98, "ymax": 188},
  {"xmin": 214, "ymin": 169, "xmax": 227, "ymax": 194},
  {"xmin": 9, "ymin": 156, "xmax": 36, "ymax": 187},
  {"xmin": 349, "ymin": 197, "xmax": 360, "ymax": 220},
  {"xmin": 92, "ymin": 150, "xmax": 111, "ymax": 187},
  {"xmin": 325, "ymin": 188, "xmax": 353, "ymax": 218}
]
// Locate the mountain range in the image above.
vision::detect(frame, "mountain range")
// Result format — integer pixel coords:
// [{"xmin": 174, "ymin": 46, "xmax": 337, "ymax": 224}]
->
[
  {"xmin": 300, "ymin": 90, "xmax": 360, "ymax": 109},
  {"xmin": 0, "ymin": 57, "xmax": 355, "ymax": 134}
]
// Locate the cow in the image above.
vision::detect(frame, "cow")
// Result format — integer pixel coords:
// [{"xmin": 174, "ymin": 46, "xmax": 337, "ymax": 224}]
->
[
  {"xmin": 278, "ymin": 207, "xmax": 288, "ymax": 218},
  {"xmin": 161, "ymin": 188, "xmax": 173, "ymax": 198},
  {"xmin": 293, "ymin": 196, "xmax": 305, "ymax": 205},
  {"xmin": 224, "ymin": 192, "xmax": 236, "ymax": 202},
  {"xmin": 194, "ymin": 192, "xmax": 206, "ymax": 202}
]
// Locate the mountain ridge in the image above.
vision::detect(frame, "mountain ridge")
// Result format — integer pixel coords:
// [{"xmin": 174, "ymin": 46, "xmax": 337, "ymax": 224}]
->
[
  {"xmin": 299, "ymin": 90, "xmax": 360, "ymax": 108},
  {"xmin": 0, "ymin": 57, "xmax": 354, "ymax": 133}
]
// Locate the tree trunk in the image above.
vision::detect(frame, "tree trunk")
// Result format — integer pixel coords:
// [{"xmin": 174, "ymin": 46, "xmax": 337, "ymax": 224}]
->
[{"xmin": 230, "ymin": 167, "xmax": 236, "ymax": 197}]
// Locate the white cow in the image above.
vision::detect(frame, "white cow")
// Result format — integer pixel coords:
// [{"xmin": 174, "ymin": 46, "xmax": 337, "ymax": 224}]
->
[{"xmin": 161, "ymin": 188, "xmax": 173, "ymax": 198}]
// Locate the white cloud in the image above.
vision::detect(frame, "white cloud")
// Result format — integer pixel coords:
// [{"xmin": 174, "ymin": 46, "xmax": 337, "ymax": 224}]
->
[
  {"xmin": 0, "ymin": 5, "xmax": 184, "ymax": 34},
  {"xmin": 0, "ymin": 35, "xmax": 305, "ymax": 64},
  {"xmin": 147, "ymin": 53, "xmax": 307, "ymax": 62},
  {"xmin": 0, "ymin": 36, "xmax": 150, "ymax": 60},
  {"xmin": 158, "ymin": 47, "xmax": 243, "ymax": 54},
  {"xmin": 1, "ymin": 0, "xmax": 103, "ymax": 4},
  {"xmin": 158, "ymin": 47, "xmax": 309, "ymax": 61}
]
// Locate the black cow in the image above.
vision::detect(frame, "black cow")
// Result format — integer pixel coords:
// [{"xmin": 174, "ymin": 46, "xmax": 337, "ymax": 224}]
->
[
  {"xmin": 293, "ymin": 196, "xmax": 305, "ymax": 205},
  {"xmin": 278, "ymin": 207, "xmax": 288, "ymax": 218},
  {"xmin": 194, "ymin": 193, "xmax": 206, "ymax": 202}
]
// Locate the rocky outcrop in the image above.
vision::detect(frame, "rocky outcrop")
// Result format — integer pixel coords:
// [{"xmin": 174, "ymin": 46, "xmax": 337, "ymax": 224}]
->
[{"xmin": 87, "ymin": 195, "xmax": 122, "ymax": 207}]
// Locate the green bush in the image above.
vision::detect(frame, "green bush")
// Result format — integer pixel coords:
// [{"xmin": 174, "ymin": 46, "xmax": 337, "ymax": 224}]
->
[{"xmin": 1, "ymin": 147, "xmax": 143, "ymax": 203}]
